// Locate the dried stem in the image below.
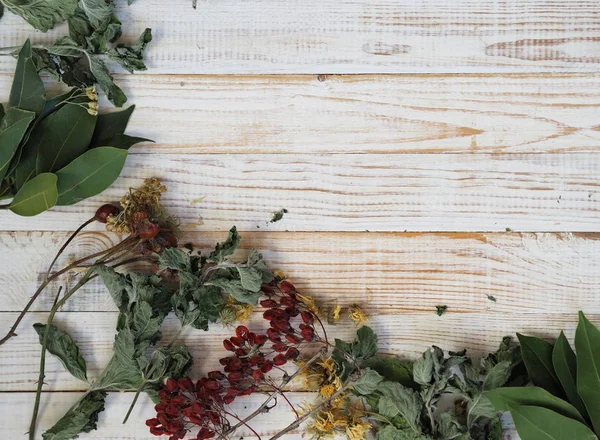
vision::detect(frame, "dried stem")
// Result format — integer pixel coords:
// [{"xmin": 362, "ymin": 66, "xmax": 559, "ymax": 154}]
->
[
  {"xmin": 215, "ymin": 348, "xmax": 327, "ymax": 440},
  {"xmin": 223, "ymin": 410, "xmax": 262, "ymax": 440},
  {"xmin": 45, "ymin": 217, "xmax": 95, "ymax": 280}
]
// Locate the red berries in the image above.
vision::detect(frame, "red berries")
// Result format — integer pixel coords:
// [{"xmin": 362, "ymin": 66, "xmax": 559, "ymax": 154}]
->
[
  {"xmin": 139, "ymin": 221, "xmax": 160, "ymax": 239},
  {"xmin": 148, "ymin": 280, "xmax": 320, "ymax": 439},
  {"xmin": 94, "ymin": 204, "xmax": 120, "ymax": 223}
]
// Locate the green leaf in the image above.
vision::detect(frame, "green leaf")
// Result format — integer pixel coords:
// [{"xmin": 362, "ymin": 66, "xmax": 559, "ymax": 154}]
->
[
  {"xmin": 95, "ymin": 265, "xmax": 129, "ymax": 311},
  {"xmin": 2, "ymin": 0, "xmax": 78, "ymax": 32},
  {"xmin": 413, "ymin": 349, "xmax": 434, "ymax": 386},
  {"xmin": 517, "ymin": 333, "xmax": 564, "ymax": 398},
  {"xmin": 352, "ymin": 368, "xmax": 384, "ymax": 395},
  {"xmin": 9, "ymin": 172, "xmax": 58, "ymax": 216},
  {"xmin": 33, "ymin": 323, "xmax": 87, "ymax": 382},
  {"xmin": 107, "ymin": 28, "xmax": 152, "ymax": 73},
  {"xmin": 0, "ymin": 107, "xmax": 35, "ymax": 182},
  {"xmin": 89, "ymin": 55, "xmax": 127, "ymax": 107},
  {"xmin": 90, "ymin": 106, "xmax": 135, "ymax": 146},
  {"xmin": 376, "ymin": 425, "xmax": 431, "ymax": 440},
  {"xmin": 55, "ymin": 146, "xmax": 128, "ymax": 205},
  {"xmin": 361, "ymin": 356, "xmax": 417, "ymax": 390},
  {"xmin": 508, "ymin": 405, "xmax": 596, "ymax": 440},
  {"xmin": 35, "ymin": 101, "xmax": 97, "ymax": 174},
  {"xmin": 554, "ymin": 331, "xmax": 588, "ymax": 420},
  {"xmin": 575, "ymin": 311, "xmax": 600, "ymax": 433},
  {"xmin": 79, "ymin": 0, "xmax": 114, "ymax": 29},
  {"xmin": 41, "ymin": 390, "xmax": 107, "ymax": 440},
  {"xmin": 354, "ymin": 326, "xmax": 378, "ymax": 360},
  {"xmin": 207, "ymin": 278, "xmax": 262, "ymax": 305},
  {"xmin": 236, "ymin": 267, "xmax": 263, "ymax": 292},
  {"xmin": 209, "ymin": 226, "xmax": 241, "ymax": 262},
  {"xmin": 438, "ymin": 412, "xmax": 468, "ymax": 440},
  {"xmin": 377, "ymin": 381, "xmax": 424, "ymax": 434},
  {"xmin": 9, "ymin": 39, "xmax": 45, "ymax": 113},
  {"xmin": 482, "ymin": 360, "xmax": 512, "ymax": 390},
  {"xmin": 158, "ymin": 247, "xmax": 192, "ymax": 272},
  {"xmin": 95, "ymin": 328, "xmax": 144, "ymax": 390},
  {"xmin": 93, "ymin": 134, "xmax": 151, "ymax": 150},
  {"xmin": 484, "ymin": 386, "xmax": 587, "ymax": 425}
]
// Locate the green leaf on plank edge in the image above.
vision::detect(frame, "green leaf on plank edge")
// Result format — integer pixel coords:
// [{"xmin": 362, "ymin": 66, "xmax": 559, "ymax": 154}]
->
[
  {"xmin": 361, "ymin": 356, "xmax": 418, "ymax": 390},
  {"xmin": 35, "ymin": 100, "xmax": 98, "ymax": 174},
  {"xmin": 56, "ymin": 147, "xmax": 128, "ymax": 205},
  {"xmin": 33, "ymin": 323, "xmax": 87, "ymax": 382},
  {"xmin": 1, "ymin": 0, "xmax": 78, "ymax": 32},
  {"xmin": 93, "ymin": 134, "xmax": 152, "ymax": 150},
  {"xmin": 9, "ymin": 172, "xmax": 58, "ymax": 216},
  {"xmin": 517, "ymin": 333, "xmax": 565, "ymax": 398},
  {"xmin": 9, "ymin": 39, "xmax": 45, "ymax": 113},
  {"xmin": 575, "ymin": 311, "xmax": 600, "ymax": 434},
  {"xmin": 553, "ymin": 331, "xmax": 589, "ymax": 420},
  {"xmin": 41, "ymin": 390, "xmax": 107, "ymax": 440},
  {"xmin": 90, "ymin": 106, "xmax": 136, "ymax": 147},
  {"xmin": 0, "ymin": 107, "xmax": 36, "ymax": 182},
  {"xmin": 484, "ymin": 386, "xmax": 587, "ymax": 425},
  {"xmin": 508, "ymin": 405, "xmax": 596, "ymax": 440}
]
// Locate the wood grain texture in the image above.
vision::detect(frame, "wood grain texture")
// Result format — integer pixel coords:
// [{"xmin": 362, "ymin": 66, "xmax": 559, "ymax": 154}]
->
[
  {"xmin": 0, "ymin": 311, "xmax": 594, "ymax": 392},
  {"xmin": 1, "ymin": 0, "xmax": 599, "ymax": 74},
  {"xmin": 3, "ymin": 73, "xmax": 600, "ymax": 154},
  {"xmin": 0, "ymin": 153, "xmax": 597, "ymax": 232},
  {"xmin": 0, "ymin": 231, "xmax": 598, "ymax": 313}
]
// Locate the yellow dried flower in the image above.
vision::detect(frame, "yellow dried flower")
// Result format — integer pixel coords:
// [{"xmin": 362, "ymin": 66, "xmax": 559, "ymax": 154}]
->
[
  {"xmin": 296, "ymin": 293, "xmax": 320, "ymax": 315},
  {"xmin": 348, "ymin": 304, "xmax": 369, "ymax": 327},
  {"xmin": 328, "ymin": 303, "xmax": 342, "ymax": 325},
  {"xmin": 317, "ymin": 357, "xmax": 336, "ymax": 377},
  {"xmin": 85, "ymin": 87, "xmax": 98, "ymax": 101},
  {"xmin": 235, "ymin": 304, "xmax": 254, "ymax": 322},
  {"xmin": 319, "ymin": 383, "xmax": 337, "ymax": 398},
  {"xmin": 272, "ymin": 269, "xmax": 285, "ymax": 280},
  {"xmin": 346, "ymin": 422, "xmax": 371, "ymax": 440}
]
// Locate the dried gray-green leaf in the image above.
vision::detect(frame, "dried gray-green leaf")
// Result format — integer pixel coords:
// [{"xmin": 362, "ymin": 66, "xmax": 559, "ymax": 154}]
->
[
  {"xmin": 158, "ymin": 247, "xmax": 192, "ymax": 272},
  {"xmin": 107, "ymin": 28, "xmax": 152, "ymax": 73},
  {"xmin": 208, "ymin": 226, "xmax": 241, "ymax": 262},
  {"xmin": 352, "ymin": 368, "xmax": 383, "ymax": 395},
  {"xmin": 89, "ymin": 55, "xmax": 127, "ymax": 107},
  {"xmin": 79, "ymin": 0, "xmax": 113, "ymax": 28},
  {"xmin": 2, "ymin": 0, "xmax": 78, "ymax": 32},
  {"xmin": 361, "ymin": 356, "xmax": 417, "ymax": 390},
  {"xmin": 378, "ymin": 381, "xmax": 424, "ymax": 434},
  {"xmin": 9, "ymin": 39, "xmax": 45, "ymax": 113},
  {"xmin": 41, "ymin": 390, "xmax": 106, "ymax": 440},
  {"xmin": 56, "ymin": 146, "xmax": 128, "ymax": 205},
  {"xmin": 9, "ymin": 172, "xmax": 58, "ymax": 216},
  {"xmin": 413, "ymin": 349, "xmax": 434, "ymax": 386},
  {"xmin": 34, "ymin": 323, "xmax": 87, "ymax": 382}
]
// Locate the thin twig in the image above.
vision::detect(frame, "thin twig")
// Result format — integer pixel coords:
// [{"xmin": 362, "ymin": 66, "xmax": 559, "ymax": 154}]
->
[
  {"xmin": 45, "ymin": 217, "xmax": 95, "ymax": 280},
  {"xmin": 223, "ymin": 410, "xmax": 262, "ymax": 440}
]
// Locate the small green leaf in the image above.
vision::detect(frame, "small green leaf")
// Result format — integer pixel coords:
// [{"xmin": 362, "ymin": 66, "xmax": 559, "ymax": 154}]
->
[
  {"xmin": 413, "ymin": 349, "xmax": 434, "ymax": 386},
  {"xmin": 508, "ymin": 405, "xmax": 596, "ymax": 440},
  {"xmin": 209, "ymin": 226, "xmax": 241, "ymax": 262},
  {"xmin": 79, "ymin": 0, "xmax": 114, "ymax": 28},
  {"xmin": 575, "ymin": 311, "xmax": 600, "ymax": 433},
  {"xmin": 484, "ymin": 386, "xmax": 586, "ymax": 425},
  {"xmin": 9, "ymin": 39, "xmax": 45, "ymax": 113},
  {"xmin": 361, "ymin": 356, "xmax": 417, "ymax": 390},
  {"xmin": 158, "ymin": 247, "xmax": 192, "ymax": 272},
  {"xmin": 553, "ymin": 331, "xmax": 588, "ymax": 420},
  {"xmin": 9, "ymin": 173, "xmax": 58, "ymax": 216},
  {"xmin": 236, "ymin": 267, "xmax": 263, "ymax": 292},
  {"xmin": 42, "ymin": 390, "xmax": 107, "ymax": 440},
  {"xmin": 55, "ymin": 146, "xmax": 128, "ymax": 205},
  {"xmin": 89, "ymin": 55, "xmax": 127, "ymax": 107},
  {"xmin": 89, "ymin": 106, "xmax": 135, "ymax": 147},
  {"xmin": 107, "ymin": 28, "xmax": 152, "ymax": 73},
  {"xmin": 377, "ymin": 381, "xmax": 424, "ymax": 434},
  {"xmin": 482, "ymin": 360, "xmax": 512, "ymax": 390},
  {"xmin": 352, "ymin": 368, "xmax": 383, "ymax": 395},
  {"xmin": 35, "ymin": 101, "xmax": 97, "ymax": 173},
  {"xmin": 2, "ymin": 0, "xmax": 78, "ymax": 32},
  {"xmin": 33, "ymin": 323, "xmax": 87, "ymax": 382},
  {"xmin": 517, "ymin": 333, "xmax": 564, "ymax": 398},
  {"xmin": 0, "ymin": 107, "xmax": 35, "ymax": 182}
]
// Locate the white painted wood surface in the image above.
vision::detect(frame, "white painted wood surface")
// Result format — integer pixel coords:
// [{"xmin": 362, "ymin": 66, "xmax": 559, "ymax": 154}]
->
[{"xmin": 0, "ymin": 0, "xmax": 597, "ymax": 438}]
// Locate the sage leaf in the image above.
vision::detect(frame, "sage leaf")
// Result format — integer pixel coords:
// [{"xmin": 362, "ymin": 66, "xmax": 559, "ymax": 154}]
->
[
  {"xmin": 107, "ymin": 28, "xmax": 152, "ymax": 73},
  {"xmin": 517, "ymin": 333, "xmax": 564, "ymax": 398},
  {"xmin": 9, "ymin": 39, "xmax": 45, "ymax": 113},
  {"xmin": 55, "ymin": 146, "xmax": 128, "ymax": 205},
  {"xmin": 90, "ymin": 105, "xmax": 135, "ymax": 146},
  {"xmin": 42, "ymin": 391, "xmax": 107, "ymax": 440},
  {"xmin": 1, "ymin": 0, "xmax": 78, "ymax": 32},
  {"xmin": 352, "ymin": 368, "xmax": 383, "ymax": 395},
  {"xmin": 482, "ymin": 360, "xmax": 512, "ymax": 390},
  {"xmin": 508, "ymin": 405, "xmax": 596, "ymax": 440},
  {"xmin": 9, "ymin": 172, "xmax": 58, "ymax": 216},
  {"xmin": 484, "ymin": 386, "xmax": 586, "ymax": 424},
  {"xmin": 377, "ymin": 381, "xmax": 424, "ymax": 434},
  {"xmin": 236, "ymin": 267, "xmax": 263, "ymax": 292},
  {"xmin": 36, "ymin": 101, "xmax": 97, "ymax": 173},
  {"xmin": 33, "ymin": 323, "xmax": 87, "ymax": 382},
  {"xmin": 89, "ymin": 55, "xmax": 127, "ymax": 107},
  {"xmin": 158, "ymin": 247, "xmax": 192, "ymax": 272},
  {"xmin": 354, "ymin": 326, "xmax": 378, "ymax": 360},
  {"xmin": 361, "ymin": 356, "xmax": 417, "ymax": 390},
  {"xmin": 575, "ymin": 311, "xmax": 600, "ymax": 433},
  {"xmin": 93, "ymin": 134, "xmax": 151, "ymax": 150},
  {"xmin": 413, "ymin": 349, "xmax": 434, "ymax": 386},
  {"xmin": 0, "ymin": 107, "xmax": 35, "ymax": 182},
  {"xmin": 553, "ymin": 331, "xmax": 588, "ymax": 420},
  {"xmin": 209, "ymin": 226, "xmax": 241, "ymax": 262},
  {"xmin": 79, "ymin": 0, "xmax": 113, "ymax": 29}
]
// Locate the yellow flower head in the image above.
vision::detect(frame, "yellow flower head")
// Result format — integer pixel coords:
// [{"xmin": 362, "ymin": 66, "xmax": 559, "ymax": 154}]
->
[
  {"xmin": 319, "ymin": 383, "xmax": 337, "ymax": 398},
  {"xmin": 272, "ymin": 269, "xmax": 286, "ymax": 280},
  {"xmin": 296, "ymin": 293, "xmax": 320, "ymax": 315},
  {"xmin": 348, "ymin": 304, "xmax": 369, "ymax": 327},
  {"xmin": 235, "ymin": 304, "xmax": 254, "ymax": 322},
  {"xmin": 317, "ymin": 357, "xmax": 337, "ymax": 377},
  {"xmin": 346, "ymin": 422, "xmax": 371, "ymax": 440},
  {"xmin": 328, "ymin": 303, "xmax": 342, "ymax": 325}
]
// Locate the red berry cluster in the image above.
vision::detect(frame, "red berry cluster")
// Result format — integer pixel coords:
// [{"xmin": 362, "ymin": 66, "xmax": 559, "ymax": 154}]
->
[{"xmin": 147, "ymin": 280, "xmax": 321, "ymax": 439}]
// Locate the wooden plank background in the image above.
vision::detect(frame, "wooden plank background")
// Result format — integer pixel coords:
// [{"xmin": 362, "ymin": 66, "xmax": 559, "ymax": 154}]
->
[{"xmin": 0, "ymin": 0, "xmax": 599, "ymax": 438}]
